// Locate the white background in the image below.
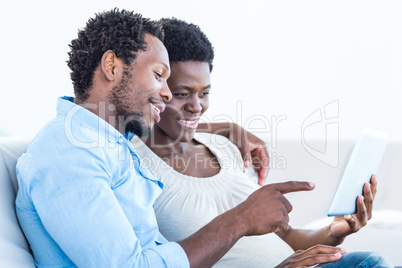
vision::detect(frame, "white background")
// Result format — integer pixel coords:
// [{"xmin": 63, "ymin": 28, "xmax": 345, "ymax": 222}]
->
[{"xmin": 0, "ymin": 0, "xmax": 401, "ymax": 144}]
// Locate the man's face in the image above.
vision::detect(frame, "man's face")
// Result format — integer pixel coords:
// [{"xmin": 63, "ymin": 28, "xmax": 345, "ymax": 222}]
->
[
  {"xmin": 154, "ymin": 61, "xmax": 211, "ymax": 143},
  {"xmin": 109, "ymin": 34, "xmax": 171, "ymax": 137}
]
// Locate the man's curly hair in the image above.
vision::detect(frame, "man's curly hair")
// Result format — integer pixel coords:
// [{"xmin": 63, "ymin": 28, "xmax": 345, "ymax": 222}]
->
[
  {"xmin": 67, "ymin": 8, "xmax": 164, "ymax": 102},
  {"xmin": 159, "ymin": 18, "xmax": 214, "ymax": 71}
]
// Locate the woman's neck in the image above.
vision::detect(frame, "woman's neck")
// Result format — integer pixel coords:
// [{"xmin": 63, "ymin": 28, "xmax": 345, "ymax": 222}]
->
[
  {"xmin": 144, "ymin": 127, "xmax": 221, "ymax": 178},
  {"xmin": 144, "ymin": 126, "xmax": 194, "ymax": 158}
]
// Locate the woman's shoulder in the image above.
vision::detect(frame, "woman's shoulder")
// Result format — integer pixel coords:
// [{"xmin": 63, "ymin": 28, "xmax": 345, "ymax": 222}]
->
[
  {"xmin": 194, "ymin": 132, "xmax": 230, "ymax": 143},
  {"xmin": 194, "ymin": 132, "xmax": 242, "ymax": 156}
]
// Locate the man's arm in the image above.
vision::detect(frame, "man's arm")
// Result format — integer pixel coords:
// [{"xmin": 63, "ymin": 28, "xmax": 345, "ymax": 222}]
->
[
  {"xmin": 198, "ymin": 122, "xmax": 269, "ymax": 185},
  {"xmin": 20, "ymin": 129, "xmax": 314, "ymax": 268},
  {"xmin": 178, "ymin": 181, "xmax": 315, "ymax": 268},
  {"xmin": 276, "ymin": 176, "xmax": 376, "ymax": 251},
  {"xmin": 16, "ymin": 135, "xmax": 189, "ymax": 268}
]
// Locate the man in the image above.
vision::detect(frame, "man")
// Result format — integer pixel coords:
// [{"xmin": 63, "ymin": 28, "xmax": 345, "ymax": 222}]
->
[{"xmin": 16, "ymin": 9, "xmax": 319, "ymax": 267}]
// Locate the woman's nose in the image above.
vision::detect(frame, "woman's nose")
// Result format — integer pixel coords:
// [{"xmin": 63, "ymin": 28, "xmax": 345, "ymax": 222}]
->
[{"xmin": 186, "ymin": 96, "xmax": 202, "ymax": 113}]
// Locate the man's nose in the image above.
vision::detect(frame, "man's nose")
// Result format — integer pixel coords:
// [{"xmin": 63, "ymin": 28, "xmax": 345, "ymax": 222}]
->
[{"xmin": 160, "ymin": 80, "xmax": 172, "ymax": 102}]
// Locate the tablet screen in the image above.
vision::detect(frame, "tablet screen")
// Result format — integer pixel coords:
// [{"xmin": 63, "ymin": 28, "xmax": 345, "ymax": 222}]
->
[{"xmin": 327, "ymin": 129, "xmax": 389, "ymax": 217}]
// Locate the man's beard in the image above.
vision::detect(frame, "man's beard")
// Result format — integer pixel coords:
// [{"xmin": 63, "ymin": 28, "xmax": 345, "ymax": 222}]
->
[
  {"xmin": 118, "ymin": 112, "xmax": 151, "ymax": 138},
  {"xmin": 109, "ymin": 67, "xmax": 151, "ymax": 138}
]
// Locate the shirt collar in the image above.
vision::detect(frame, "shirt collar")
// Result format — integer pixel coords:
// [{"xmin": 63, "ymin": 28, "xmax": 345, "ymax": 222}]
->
[
  {"xmin": 124, "ymin": 131, "xmax": 135, "ymax": 141},
  {"xmin": 57, "ymin": 96, "xmax": 129, "ymax": 144}
]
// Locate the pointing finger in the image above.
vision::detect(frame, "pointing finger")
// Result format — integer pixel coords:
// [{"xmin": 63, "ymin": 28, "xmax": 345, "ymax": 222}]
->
[{"xmin": 269, "ymin": 181, "xmax": 315, "ymax": 194}]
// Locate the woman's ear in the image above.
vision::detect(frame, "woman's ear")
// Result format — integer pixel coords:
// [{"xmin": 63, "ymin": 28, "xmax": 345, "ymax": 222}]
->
[{"xmin": 101, "ymin": 50, "xmax": 118, "ymax": 81}]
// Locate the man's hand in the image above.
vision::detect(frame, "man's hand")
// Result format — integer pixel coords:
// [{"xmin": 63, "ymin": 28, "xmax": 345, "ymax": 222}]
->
[
  {"xmin": 236, "ymin": 181, "xmax": 315, "ymax": 236},
  {"xmin": 178, "ymin": 181, "xmax": 314, "ymax": 268},
  {"xmin": 275, "ymin": 245, "xmax": 346, "ymax": 268},
  {"xmin": 329, "ymin": 175, "xmax": 377, "ymax": 241},
  {"xmin": 228, "ymin": 124, "xmax": 269, "ymax": 186}
]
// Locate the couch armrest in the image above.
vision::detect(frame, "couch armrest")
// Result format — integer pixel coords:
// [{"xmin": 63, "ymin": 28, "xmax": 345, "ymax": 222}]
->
[{"xmin": 0, "ymin": 138, "xmax": 35, "ymax": 267}]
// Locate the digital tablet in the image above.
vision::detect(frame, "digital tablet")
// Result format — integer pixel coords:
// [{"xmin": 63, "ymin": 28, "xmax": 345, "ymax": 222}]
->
[{"xmin": 327, "ymin": 129, "xmax": 389, "ymax": 217}]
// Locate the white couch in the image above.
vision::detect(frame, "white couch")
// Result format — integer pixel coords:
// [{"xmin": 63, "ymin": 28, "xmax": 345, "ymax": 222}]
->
[
  {"xmin": 0, "ymin": 138, "xmax": 34, "ymax": 267},
  {"xmin": 265, "ymin": 139, "xmax": 402, "ymax": 266},
  {"xmin": 1, "ymin": 137, "xmax": 402, "ymax": 267}
]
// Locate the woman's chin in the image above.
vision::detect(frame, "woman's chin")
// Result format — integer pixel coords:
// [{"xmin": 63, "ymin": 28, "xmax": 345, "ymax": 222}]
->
[{"xmin": 179, "ymin": 131, "xmax": 196, "ymax": 143}]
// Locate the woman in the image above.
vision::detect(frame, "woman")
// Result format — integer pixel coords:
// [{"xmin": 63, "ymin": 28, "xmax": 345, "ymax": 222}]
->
[{"xmin": 132, "ymin": 18, "xmax": 392, "ymax": 267}]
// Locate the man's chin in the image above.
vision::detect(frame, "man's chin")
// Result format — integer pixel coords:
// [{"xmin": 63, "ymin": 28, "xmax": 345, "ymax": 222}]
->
[{"xmin": 125, "ymin": 122, "xmax": 152, "ymax": 138}]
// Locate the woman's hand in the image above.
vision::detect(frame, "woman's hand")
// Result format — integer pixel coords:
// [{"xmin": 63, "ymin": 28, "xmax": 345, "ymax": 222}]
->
[
  {"xmin": 227, "ymin": 124, "xmax": 269, "ymax": 186},
  {"xmin": 329, "ymin": 175, "xmax": 377, "ymax": 241},
  {"xmin": 275, "ymin": 244, "xmax": 346, "ymax": 268}
]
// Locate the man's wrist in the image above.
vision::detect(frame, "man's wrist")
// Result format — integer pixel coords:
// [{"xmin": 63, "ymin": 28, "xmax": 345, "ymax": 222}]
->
[{"xmin": 227, "ymin": 203, "xmax": 251, "ymax": 237}]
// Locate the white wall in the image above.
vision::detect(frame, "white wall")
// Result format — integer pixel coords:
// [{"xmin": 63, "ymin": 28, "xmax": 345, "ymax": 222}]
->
[{"xmin": 1, "ymin": 0, "xmax": 401, "ymax": 144}]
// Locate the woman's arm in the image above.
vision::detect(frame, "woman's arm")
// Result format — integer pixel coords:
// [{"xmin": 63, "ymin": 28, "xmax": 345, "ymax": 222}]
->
[
  {"xmin": 277, "ymin": 176, "xmax": 377, "ymax": 250},
  {"xmin": 276, "ymin": 225, "xmax": 345, "ymax": 251}
]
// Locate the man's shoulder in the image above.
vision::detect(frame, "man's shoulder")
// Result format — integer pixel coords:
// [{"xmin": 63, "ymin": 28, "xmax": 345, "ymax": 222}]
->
[
  {"xmin": 16, "ymin": 116, "xmax": 120, "ymax": 195},
  {"xmin": 23, "ymin": 117, "xmax": 66, "ymax": 158},
  {"xmin": 19, "ymin": 116, "xmax": 112, "ymax": 174},
  {"xmin": 31, "ymin": 115, "xmax": 108, "ymax": 150}
]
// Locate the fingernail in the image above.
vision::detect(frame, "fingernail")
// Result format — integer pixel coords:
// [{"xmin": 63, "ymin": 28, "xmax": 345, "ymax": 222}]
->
[
  {"xmin": 340, "ymin": 248, "xmax": 347, "ymax": 254},
  {"xmin": 245, "ymin": 160, "xmax": 250, "ymax": 167},
  {"xmin": 308, "ymin": 182, "xmax": 315, "ymax": 188},
  {"xmin": 334, "ymin": 253, "xmax": 342, "ymax": 258}
]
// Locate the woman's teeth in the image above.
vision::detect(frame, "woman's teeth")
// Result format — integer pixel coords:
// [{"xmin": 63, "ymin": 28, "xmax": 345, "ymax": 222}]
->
[{"xmin": 179, "ymin": 119, "xmax": 197, "ymax": 124}]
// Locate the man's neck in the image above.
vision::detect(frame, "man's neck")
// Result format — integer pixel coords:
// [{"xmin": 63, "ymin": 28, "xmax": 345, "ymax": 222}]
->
[{"xmin": 75, "ymin": 96, "xmax": 120, "ymax": 131}]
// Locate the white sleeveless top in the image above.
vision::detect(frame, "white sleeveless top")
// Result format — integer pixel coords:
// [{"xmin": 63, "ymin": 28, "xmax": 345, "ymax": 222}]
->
[{"xmin": 131, "ymin": 133, "xmax": 294, "ymax": 267}]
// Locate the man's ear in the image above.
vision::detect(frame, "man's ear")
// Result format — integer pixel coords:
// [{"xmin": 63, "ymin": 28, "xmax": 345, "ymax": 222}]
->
[{"xmin": 101, "ymin": 50, "xmax": 119, "ymax": 81}]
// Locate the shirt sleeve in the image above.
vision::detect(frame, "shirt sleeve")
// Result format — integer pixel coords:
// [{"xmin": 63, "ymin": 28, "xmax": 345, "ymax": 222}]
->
[{"xmin": 16, "ymin": 130, "xmax": 189, "ymax": 268}]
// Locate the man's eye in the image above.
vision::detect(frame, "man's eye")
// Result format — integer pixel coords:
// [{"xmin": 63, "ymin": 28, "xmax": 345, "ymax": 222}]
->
[{"xmin": 154, "ymin": 72, "xmax": 162, "ymax": 80}]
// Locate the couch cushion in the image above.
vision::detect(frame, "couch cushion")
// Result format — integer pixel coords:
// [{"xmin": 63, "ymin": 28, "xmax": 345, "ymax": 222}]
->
[{"xmin": 0, "ymin": 138, "xmax": 35, "ymax": 267}]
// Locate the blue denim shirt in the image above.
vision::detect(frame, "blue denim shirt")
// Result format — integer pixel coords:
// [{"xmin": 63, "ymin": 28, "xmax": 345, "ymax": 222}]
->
[{"xmin": 15, "ymin": 97, "xmax": 190, "ymax": 268}]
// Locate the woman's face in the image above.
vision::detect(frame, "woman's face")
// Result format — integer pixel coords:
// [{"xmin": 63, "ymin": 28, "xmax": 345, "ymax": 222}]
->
[{"xmin": 154, "ymin": 61, "xmax": 211, "ymax": 143}]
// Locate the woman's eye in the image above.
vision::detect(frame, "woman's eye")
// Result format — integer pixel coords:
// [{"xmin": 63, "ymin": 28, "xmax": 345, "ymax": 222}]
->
[{"xmin": 174, "ymin": 93, "xmax": 188, "ymax": 98}]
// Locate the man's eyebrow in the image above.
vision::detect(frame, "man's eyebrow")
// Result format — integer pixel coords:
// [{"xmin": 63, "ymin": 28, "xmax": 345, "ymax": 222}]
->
[{"xmin": 162, "ymin": 63, "xmax": 170, "ymax": 71}]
